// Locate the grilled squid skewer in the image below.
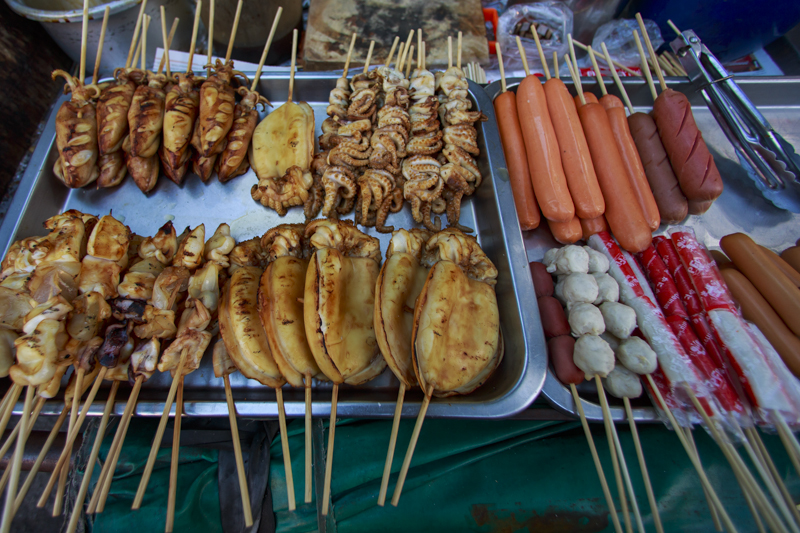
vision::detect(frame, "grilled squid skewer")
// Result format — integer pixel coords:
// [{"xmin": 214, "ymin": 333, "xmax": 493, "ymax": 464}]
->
[
  {"xmin": 52, "ymin": 71, "xmax": 100, "ymax": 189},
  {"xmin": 160, "ymin": 73, "xmax": 200, "ymax": 184},
  {"xmin": 217, "ymin": 87, "xmax": 271, "ymax": 183}
]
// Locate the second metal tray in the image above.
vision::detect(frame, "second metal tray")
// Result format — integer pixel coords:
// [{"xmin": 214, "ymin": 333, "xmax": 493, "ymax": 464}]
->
[{"xmin": 0, "ymin": 73, "xmax": 547, "ymax": 419}]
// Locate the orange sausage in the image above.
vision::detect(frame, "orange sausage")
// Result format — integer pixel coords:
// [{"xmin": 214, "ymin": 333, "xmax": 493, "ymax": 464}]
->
[
  {"xmin": 547, "ymin": 216, "xmax": 582, "ymax": 244},
  {"xmin": 720, "ymin": 233, "xmax": 800, "ymax": 337},
  {"xmin": 494, "ymin": 91, "xmax": 541, "ymax": 230},
  {"xmin": 781, "ymin": 246, "xmax": 800, "ymax": 275},
  {"xmin": 577, "ymin": 102, "xmax": 653, "ymax": 253},
  {"xmin": 709, "ymin": 249, "xmax": 732, "ymax": 269},
  {"xmin": 516, "ymin": 76, "xmax": 574, "ymax": 222},
  {"xmin": 721, "ymin": 268, "xmax": 800, "ymax": 378},
  {"xmin": 544, "ymin": 79, "xmax": 604, "ymax": 220},
  {"xmin": 580, "ymin": 216, "xmax": 609, "ymax": 240},
  {"xmin": 760, "ymin": 245, "xmax": 800, "ymax": 289},
  {"xmin": 574, "ymin": 93, "xmax": 599, "ymax": 108},
  {"xmin": 601, "ymin": 95, "xmax": 660, "ymax": 231}
]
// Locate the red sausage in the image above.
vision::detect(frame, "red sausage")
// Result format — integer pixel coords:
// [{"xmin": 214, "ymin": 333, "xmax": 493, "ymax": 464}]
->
[
  {"xmin": 627, "ymin": 112, "xmax": 688, "ymax": 223},
  {"xmin": 653, "ymin": 89, "xmax": 724, "ymax": 201},
  {"xmin": 538, "ymin": 296, "xmax": 570, "ymax": 338},
  {"xmin": 543, "ymin": 79, "xmax": 604, "ymax": 219},
  {"xmin": 601, "ymin": 95, "xmax": 660, "ymax": 231},
  {"xmin": 549, "ymin": 336, "xmax": 583, "ymax": 384},
  {"xmin": 580, "ymin": 216, "xmax": 609, "ymax": 240},
  {"xmin": 548, "ymin": 216, "xmax": 582, "ymax": 245},
  {"xmin": 530, "ymin": 262, "xmax": 554, "ymax": 298},
  {"xmin": 577, "ymin": 102, "xmax": 653, "ymax": 253},
  {"xmin": 494, "ymin": 91, "xmax": 541, "ymax": 230},
  {"xmin": 516, "ymin": 75, "xmax": 575, "ymax": 222}
]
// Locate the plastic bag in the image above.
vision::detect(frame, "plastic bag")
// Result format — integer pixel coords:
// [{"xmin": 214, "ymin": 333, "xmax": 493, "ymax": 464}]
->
[
  {"xmin": 497, "ymin": 2, "xmax": 573, "ymax": 72},
  {"xmin": 591, "ymin": 18, "xmax": 664, "ymax": 68}
]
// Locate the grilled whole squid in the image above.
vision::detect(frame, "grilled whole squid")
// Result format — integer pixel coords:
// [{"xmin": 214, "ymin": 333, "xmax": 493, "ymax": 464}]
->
[
  {"xmin": 412, "ymin": 229, "xmax": 502, "ymax": 397},
  {"xmin": 217, "ymin": 87, "xmax": 270, "ymax": 183},
  {"xmin": 127, "ymin": 72, "xmax": 168, "ymax": 158},
  {"xmin": 258, "ymin": 224, "xmax": 323, "ymax": 388},
  {"xmin": 52, "ymin": 70, "xmax": 100, "ymax": 189},
  {"xmin": 303, "ymin": 220, "xmax": 385, "ymax": 385},
  {"xmin": 195, "ymin": 59, "xmax": 241, "ymax": 158},
  {"xmin": 374, "ymin": 229, "xmax": 431, "ymax": 388},
  {"xmin": 123, "ymin": 134, "xmax": 160, "ymax": 193},
  {"xmin": 97, "ymin": 68, "xmax": 142, "ymax": 154},
  {"xmin": 160, "ymin": 73, "xmax": 200, "ymax": 184}
]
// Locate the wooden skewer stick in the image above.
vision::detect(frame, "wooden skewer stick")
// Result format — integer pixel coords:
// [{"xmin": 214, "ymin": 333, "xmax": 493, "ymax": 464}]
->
[
  {"xmin": 166, "ymin": 377, "xmax": 185, "ymax": 533},
  {"xmin": 287, "ymin": 29, "xmax": 298, "ymax": 103},
  {"xmin": 186, "ymin": 0, "xmax": 202, "ymax": 73},
  {"xmin": 571, "ymin": 384, "xmax": 624, "ymax": 533},
  {"xmin": 378, "ymin": 383, "xmax": 406, "ymax": 506},
  {"xmin": 636, "ymin": 14, "xmax": 667, "ymax": 92},
  {"xmin": 497, "ymin": 47, "xmax": 507, "ymax": 94},
  {"xmin": 748, "ymin": 426, "xmax": 800, "ymax": 526},
  {"xmin": 304, "ymin": 375, "xmax": 313, "ymax": 503},
  {"xmin": 644, "ymin": 375, "xmax": 738, "ymax": 532},
  {"xmin": 385, "ymin": 36, "xmax": 399, "ymax": 67},
  {"xmin": 587, "ymin": 47, "xmax": 607, "ymax": 96},
  {"xmin": 530, "ymin": 23, "xmax": 550, "ymax": 80},
  {"xmin": 343, "ymin": 33, "xmax": 357, "ymax": 78},
  {"xmin": 633, "ymin": 31, "xmax": 658, "ymax": 103},
  {"xmin": 0, "ymin": 384, "xmax": 19, "ymax": 417},
  {"xmin": 772, "ymin": 411, "xmax": 800, "ymax": 479},
  {"xmin": 92, "ymin": 6, "xmax": 110, "ymax": 84},
  {"xmin": 78, "ymin": 0, "xmax": 89, "ymax": 84},
  {"xmin": 666, "ymin": 20, "xmax": 682, "ymax": 37},
  {"xmin": 132, "ymin": 349, "xmax": 189, "ymax": 510},
  {"xmin": 391, "ymin": 384, "xmax": 433, "ymax": 507},
  {"xmin": 398, "ymin": 30, "xmax": 414, "ymax": 74},
  {"xmin": 141, "ymin": 15, "xmax": 150, "ymax": 71},
  {"xmin": 622, "ymin": 398, "xmax": 664, "ymax": 533},
  {"xmin": 0, "ymin": 386, "xmax": 34, "ymax": 533},
  {"xmin": 276, "ymin": 387, "xmax": 295, "ymax": 511},
  {"xmin": 224, "ymin": 374, "xmax": 253, "ymax": 524},
  {"xmin": 571, "ymin": 40, "xmax": 640, "ymax": 77},
  {"xmin": 565, "ymin": 53, "xmax": 585, "ymax": 106},
  {"xmin": 66, "ymin": 381, "xmax": 120, "ymax": 533},
  {"xmin": 0, "ymin": 385, "xmax": 22, "ymax": 442},
  {"xmin": 515, "ymin": 36, "xmax": 530, "ymax": 77},
  {"xmin": 682, "ymin": 426, "xmax": 724, "ymax": 532},
  {"xmin": 405, "ymin": 45, "xmax": 414, "ymax": 78},
  {"xmin": 251, "ymin": 6, "xmax": 283, "ymax": 92},
  {"xmin": 417, "ymin": 29, "xmax": 422, "ymax": 71},
  {"xmin": 553, "ymin": 51, "xmax": 560, "ymax": 79},
  {"xmin": 126, "ymin": 0, "xmax": 148, "ymax": 69},
  {"xmin": 51, "ymin": 368, "xmax": 86, "ymax": 516},
  {"xmin": 601, "ymin": 42, "xmax": 635, "ymax": 115},
  {"xmin": 225, "ymin": 0, "xmax": 243, "ymax": 62},
  {"xmin": 160, "ymin": 7, "xmax": 172, "ymax": 78},
  {"xmin": 88, "ymin": 375, "xmax": 144, "ymax": 514},
  {"xmin": 39, "ymin": 367, "xmax": 110, "ymax": 507},
  {"xmin": 595, "ymin": 376, "xmax": 644, "ymax": 533},
  {"xmin": 321, "ymin": 384, "xmax": 339, "ymax": 515},
  {"xmin": 422, "ymin": 41, "xmax": 427, "ymax": 71},
  {"xmin": 157, "ymin": 17, "xmax": 179, "ymax": 75},
  {"xmin": 448, "ymin": 36, "xmax": 453, "ymax": 69},
  {"xmin": 0, "ymin": 397, "xmax": 44, "ymax": 478},
  {"xmin": 457, "ymin": 31, "xmax": 462, "ymax": 70},
  {"xmin": 13, "ymin": 406, "xmax": 69, "ymax": 512},
  {"xmin": 363, "ymin": 40, "xmax": 375, "ymax": 75},
  {"xmin": 207, "ymin": 0, "xmax": 215, "ymax": 76}
]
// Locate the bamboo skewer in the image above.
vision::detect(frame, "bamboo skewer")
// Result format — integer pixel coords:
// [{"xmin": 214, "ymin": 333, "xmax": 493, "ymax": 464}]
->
[
  {"xmin": 633, "ymin": 31, "xmax": 658, "ymax": 103},
  {"xmin": 321, "ymin": 384, "xmax": 339, "ymax": 515},
  {"xmin": 0, "ymin": 397, "xmax": 44, "ymax": 478},
  {"xmin": 588, "ymin": 47, "xmax": 607, "ymax": 96},
  {"xmin": 572, "ymin": 39, "xmax": 640, "ymax": 76},
  {"xmin": 515, "ymin": 36, "xmax": 530, "ymax": 77},
  {"xmin": 0, "ymin": 386, "xmax": 34, "ymax": 533},
  {"xmin": 773, "ymin": 411, "xmax": 800, "ymax": 479},
  {"xmin": 132, "ymin": 349, "xmax": 189, "ymax": 510},
  {"xmin": 276, "ymin": 387, "xmax": 295, "ymax": 511},
  {"xmin": 571, "ymin": 384, "xmax": 624, "ymax": 533},
  {"xmin": 225, "ymin": 0, "xmax": 243, "ymax": 63},
  {"xmin": 304, "ymin": 376, "xmax": 313, "ymax": 504},
  {"xmin": 78, "ymin": 0, "xmax": 89, "ymax": 84},
  {"xmin": 497, "ymin": 47, "xmax": 507, "ymax": 94},
  {"xmin": 0, "ymin": 384, "xmax": 18, "ymax": 418},
  {"xmin": 405, "ymin": 45, "xmax": 414, "ymax": 78},
  {"xmin": 683, "ymin": 426, "xmax": 724, "ymax": 532},
  {"xmin": 126, "ymin": 0, "xmax": 148, "ymax": 69},
  {"xmin": 66, "ymin": 381, "xmax": 120, "ymax": 533},
  {"xmin": 92, "ymin": 6, "xmax": 110, "ymax": 84},
  {"xmin": 186, "ymin": 0, "xmax": 202, "ymax": 73},
  {"xmin": 251, "ymin": 7, "xmax": 282, "ymax": 92},
  {"xmin": 224, "ymin": 374, "xmax": 253, "ymax": 525},
  {"xmin": 141, "ymin": 15, "xmax": 150, "ymax": 71},
  {"xmin": 636, "ymin": 14, "xmax": 667, "ymax": 92},
  {"xmin": 157, "ymin": 17, "xmax": 179, "ymax": 75},
  {"xmin": 391, "ymin": 384, "xmax": 433, "ymax": 507},
  {"xmin": 748, "ymin": 426, "xmax": 800, "ymax": 526},
  {"xmin": 378, "ymin": 383, "xmax": 406, "ymax": 506},
  {"xmin": 399, "ymin": 30, "xmax": 414, "ymax": 74},
  {"xmin": 417, "ymin": 29, "xmax": 422, "ymax": 72},
  {"xmin": 565, "ymin": 51, "xmax": 585, "ymax": 107},
  {"xmin": 623, "ymin": 398, "xmax": 664, "ymax": 533},
  {"xmin": 553, "ymin": 52, "xmax": 559, "ymax": 79},
  {"xmin": 457, "ymin": 31, "xmax": 462, "ymax": 70},
  {"xmin": 343, "ymin": 33, "xmax": 357, "ymax": 78},
  {"xmin": 529, "ymin": 25, "xmax": 550, "ymax": 79},
  {"xmin": 601, "ymin": 42, "xmax": 635, "ymax": 115},
  {"xmin": 287, "ymin": 29, "xmax": 298, "ymax": 103},
  {"xmin": 363, "ymin": 40, "xmax": 375, "ymax": 75},
  {"xmin": 385, "ymin": 36, "xmax": 399, "ymax": 67},
  {"xmin": 207, "ymin": 0, "xmax": 215, "ymax": 76},
  {"xmin": 667, "ymin": 19, "xmax": 682, "ymax": 37},
  {"xmin": 166, "ymin": 377, "xmax": 185, "ymax": 533},
  {"xmin": 52, "ymin": 368, "xmax": 85, "ymax": 516},
  {"xmin": 0, "ymin": 385, "xmax": 21, "ymax": 444},
  {"xmin": 644, "ymin": 375, "xmax": 738, "ymax": 532},
  {"xmin": 448, "ymin": 36, "xmax": 453, "ymax": 69},
  {"xmin": 88, "ymin": 374, "xmax": 144, "ymax": 514}
]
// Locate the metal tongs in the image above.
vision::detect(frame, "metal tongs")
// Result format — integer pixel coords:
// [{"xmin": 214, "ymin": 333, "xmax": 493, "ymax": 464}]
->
[{"xmin": 670, "ymin": 30, "xmax": 800, "ymax": 211}]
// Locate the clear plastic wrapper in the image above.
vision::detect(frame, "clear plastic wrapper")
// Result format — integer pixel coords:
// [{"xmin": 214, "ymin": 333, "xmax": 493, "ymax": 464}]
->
[
  {"xmin": 590, "ymin": 18, "xmax": 663, "ymax": 68},
  {"xmin": 669, "ymin": 227, "xmax": 800, "ymax": 426},
  {"xmin": 498, "ymin": 2, "xmax": 573, "ymax": 72}
]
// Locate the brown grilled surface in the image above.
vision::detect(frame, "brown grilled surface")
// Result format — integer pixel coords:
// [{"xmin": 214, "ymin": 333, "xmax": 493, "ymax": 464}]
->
[
  {"xmin": 0, "ymin": 2, "xmax": 70, "ymax": 205},
  {"xmin": 304, "ymin": 0, "xmax": 488, "ymax": 70}
]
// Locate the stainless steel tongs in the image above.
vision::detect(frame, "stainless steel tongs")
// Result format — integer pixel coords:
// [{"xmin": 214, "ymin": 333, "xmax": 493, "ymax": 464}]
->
[{"xmin": 670, "ymin": 30, "xmax": 800, "ymax": 211}]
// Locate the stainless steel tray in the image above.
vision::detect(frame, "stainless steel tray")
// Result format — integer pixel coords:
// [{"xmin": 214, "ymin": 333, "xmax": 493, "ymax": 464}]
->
[
  {"xmin": 485, "ymin": 76, "xmax": 800, "ymax": 422},
  {"xmin": 0, "ymin": 73, "xmax": 547, "ymax": 419}
]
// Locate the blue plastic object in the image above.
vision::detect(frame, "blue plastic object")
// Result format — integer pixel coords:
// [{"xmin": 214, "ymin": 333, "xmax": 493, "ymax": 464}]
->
[{"xmin": 620, "ymin": 0, "xmax": 800, "ymax": 62}]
